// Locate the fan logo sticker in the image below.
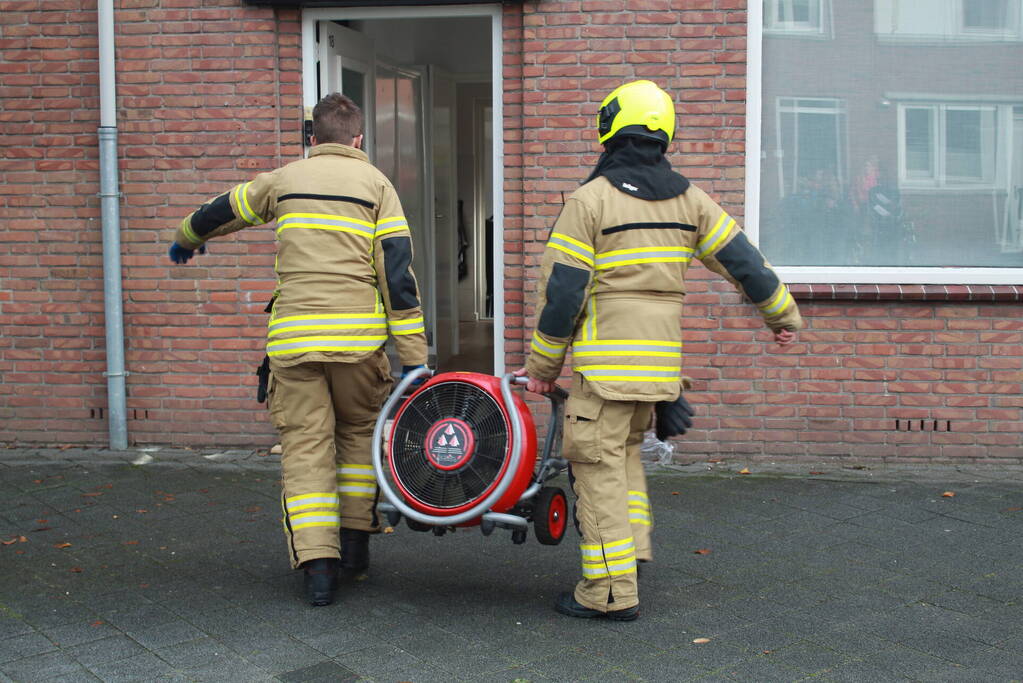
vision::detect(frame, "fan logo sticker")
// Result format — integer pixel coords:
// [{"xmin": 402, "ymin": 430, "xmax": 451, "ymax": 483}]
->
[{"xmin": 424, "ymin": 418, "xmax": 475, "ymax": 470}]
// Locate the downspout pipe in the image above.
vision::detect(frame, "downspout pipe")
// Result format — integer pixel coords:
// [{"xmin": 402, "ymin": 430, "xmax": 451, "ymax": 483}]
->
[{"xmin": 97, "ymin": 0, "xmax": 128, "ymax": 450}]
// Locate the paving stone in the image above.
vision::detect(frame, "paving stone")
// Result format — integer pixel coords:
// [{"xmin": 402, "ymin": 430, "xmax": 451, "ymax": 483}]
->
[
  {"xmin": 277, "ymin": 660, "xmax": 361, "ymax": 682},
  {"xmin": 87, "ymin": 651, "xmax": 179, "ymax": 681},
  {"xmin": 0, "ymin": 650, "xmax": 90, "ymax": 681},
  {"xmin": 0, "ymin": 631, "xmax": 57, "ymax": 664}
]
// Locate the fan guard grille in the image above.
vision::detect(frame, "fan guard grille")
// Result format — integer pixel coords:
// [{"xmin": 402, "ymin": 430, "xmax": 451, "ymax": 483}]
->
[{"xmin": 390, "ymin": 380, "xmax": 511, "ymax": 509}]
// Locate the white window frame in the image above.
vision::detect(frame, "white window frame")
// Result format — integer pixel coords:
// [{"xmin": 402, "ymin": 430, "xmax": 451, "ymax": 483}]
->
[
  {"xmin": 897, "ymin": 102, "xmax": 1002, "ymax": 190},
  {"xmin": 874, "ymin": 0, "xmax": 1023, "ymax": 42},
  {"xmin": 746, "ymin": 0, "xmax": 1023, "ymax": 284},
  {"xmin": 764, "ymin": 0, "xmax": 830, "ymax": 35},
  {"xmin": 301, "ymin": 4, "xmax": 507, "ymax": 371}
]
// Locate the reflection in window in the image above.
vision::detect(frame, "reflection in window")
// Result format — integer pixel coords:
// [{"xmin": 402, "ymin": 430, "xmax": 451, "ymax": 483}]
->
[
  {"xmin": 963, "ymin": 0, "xmax": 1011, "ymax": 31},
  {"xmin": 874, "ymin": 0, "xmax": 1021, "ymax": 40},
  {"xmin": 898, "ymin": 104, "xmax": 997, "ymax": 187},
  {"xmin": 764, "ymin": 0, "xmax": 828, "ymax": 34}
]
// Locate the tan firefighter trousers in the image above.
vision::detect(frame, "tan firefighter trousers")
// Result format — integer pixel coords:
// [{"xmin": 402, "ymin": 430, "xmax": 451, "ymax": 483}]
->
[
  {"xmin": 267, "ymin": 350, "xmax": 394, "ymax": 569},
  {"xmin": 563, "ymin": 373, "xmax": 654, "ymax": 612}
]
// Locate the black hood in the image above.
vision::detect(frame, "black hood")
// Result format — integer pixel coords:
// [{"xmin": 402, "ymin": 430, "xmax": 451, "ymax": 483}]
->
[{"xmin": 585, "ymin": 136, "xmax": 690, "ymax": 200}]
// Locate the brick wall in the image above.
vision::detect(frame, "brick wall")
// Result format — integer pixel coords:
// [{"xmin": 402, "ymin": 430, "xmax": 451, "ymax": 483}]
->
[
  {"xmin": 1, "ymin": 0, "xmax": 1020, "ymax": 461},
  {"xmin": 0, "ymin": 0, "xmax": 300, "ymax": 446}
]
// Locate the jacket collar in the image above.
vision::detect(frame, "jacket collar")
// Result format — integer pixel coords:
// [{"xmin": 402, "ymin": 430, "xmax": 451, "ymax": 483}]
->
[{"xmin": 309, "ymin": 143, "xmax": 368, "ymax": 162}]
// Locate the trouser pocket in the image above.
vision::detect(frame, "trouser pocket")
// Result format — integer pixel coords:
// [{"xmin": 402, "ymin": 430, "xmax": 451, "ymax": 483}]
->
[{"xmin": 563, "ymin": 392, "xmax": 603, "ymax": 464}]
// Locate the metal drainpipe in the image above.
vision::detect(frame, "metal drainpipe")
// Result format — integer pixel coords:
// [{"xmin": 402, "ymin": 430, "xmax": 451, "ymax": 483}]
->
[{"xmin": 97, "ymin": 0, "xmax": 128, "ymax": 450}]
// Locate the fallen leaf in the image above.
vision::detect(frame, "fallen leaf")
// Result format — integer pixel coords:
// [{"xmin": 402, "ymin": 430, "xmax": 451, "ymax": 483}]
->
[
  {"xmin": 671, "ymin": 491, "xmax": 680, "ymax": 496},
  {"xmin": 244, "ymin": 506, "xmax": 261, "ymax": 513},
  {"xmin": 59, "ymin": 444, "xmax": 73, "ymax": 450},
  {"xmin": 1002, "ymin": 506, "xmax": 1022, "ymax": 513},
  {"xmin": 136, "ymin": 509, "xmax": 148, "ymax": 514},
  {"xmin": 82, "ymin": 492, "xmax": 104, "ymax": 497},
  {"xmin": 17, "ymin": 536, "xmax": 27, "ymax": 543},
  {"xmin": 383, "ymin": 526, "xmax": 395, "ymax": 534},
  {"xmin": 707, "ymin": 458, "xmax": 723, "ymax": 463},
  {"xmin": 70, "ymin": 567, "xmax": 83, "ymax": 573},
  {"xmin": 91, "ymin": 620, "xmax": 104, "ymax": 627},
  {"xmin": 139, "ymin": 583, "xmax": 149, "ymax": 588},
  {"xmin": 809, "ymin": 471, "xmax": 825, "ymax": 475},
  {"xmin": 123, "ymin": 541, "xmax": 139, "ymax": 546},
  {"xmin": 693, "ymin": 637, "xmax": 711, "ymax": 644},
  {"xmin": 36, "ymin": 519, "xmax": 48, "ymax": 524},
  {"xmin": 1, "ymin": 538, "xmax": 16, "ymax": 546},
  {"xmin": 54, "ymin": 542, "xmax": 71, "ymax": 549},
  {"xmin": 763, "ymin": 650, "xmax": 772, "ymax": 654},
  {"xmin": 15, "ymin": 550, "xmax": 24, "ymax": 555},
  {"xmin": 738, "ymin": 468, "xmax": 751, "ymax": 475},
  {"xmin": 33, "ymin": 479, "xmax": 43, "ymax": 484},
  {"xmin": 942, "ymin": 491, "xmax": 955, "ymax": 498},
  {"xmin": 694, "ymin": 548, "xmax": 712, "ymax": 555}
]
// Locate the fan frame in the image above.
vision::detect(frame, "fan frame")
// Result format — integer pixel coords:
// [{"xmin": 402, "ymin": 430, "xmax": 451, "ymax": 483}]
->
[{"xmin": 386, "ymin": 372, "xmax": 538, "ymax": 519}]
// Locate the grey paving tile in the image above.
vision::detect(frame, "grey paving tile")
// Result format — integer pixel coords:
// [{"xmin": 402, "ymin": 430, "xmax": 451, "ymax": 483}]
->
[
  {"xmin": 0, "ymin": 631, "xmax": 57, "ymax": 664},
  {"xmin": 277, "ymin": 660, "xmax": 361, "ymax": 683},
  {"xmin": 87, "ymin": 651, "xmax": 178, "ymax": 682},
  {"xmin": 0, "ymin": 650, "xmax": 89, "ymax": 681}
]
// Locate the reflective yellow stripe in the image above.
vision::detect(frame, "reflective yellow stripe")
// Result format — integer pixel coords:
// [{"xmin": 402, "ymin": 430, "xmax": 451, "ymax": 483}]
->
[
  {"xmin": 289, "ymin": 511, "xmax": 340, "ymax": 529},
  {"xmin": 234, "ymin": 182, "xmax": 260, "ymax": 225},
  {"xmin": 696, "ymin": 213, "xmax": 735, "ymax": 259},
  {"xmin": 266, "ymin": 335, "xmax": 388, "ymax": 355},
  {"xmin": 573, "ymin": 340, "xmax": 682, "ymax": 358},
  {"xmin": 531, "ymin": 331, "xmax": 567, "ymax": 358},
  {"xmin": 760, "ymin": 286, "xmax": 793, "ymax": 316},
  {"xmin": 277, "ymin": 212, "xmax": 375, "ymax": 238},
  {"xmin": 389, "ymin": 317, "xmax": 426, "ymax": 335},
  {"xmin": 180, "ymin": 219, "xmax": 201, "ymax": 245}
]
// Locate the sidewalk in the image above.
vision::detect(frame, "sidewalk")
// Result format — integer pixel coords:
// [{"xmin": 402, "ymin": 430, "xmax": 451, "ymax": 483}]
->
[{"xmin": 2, "ymin": 447, "xmax": 1022, "ymax": 682}]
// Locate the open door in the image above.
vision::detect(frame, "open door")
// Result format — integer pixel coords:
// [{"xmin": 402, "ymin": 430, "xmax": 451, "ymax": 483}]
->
[{"xmin": 317, "ymin": 23, "xmax": 375, "ymax": 150}]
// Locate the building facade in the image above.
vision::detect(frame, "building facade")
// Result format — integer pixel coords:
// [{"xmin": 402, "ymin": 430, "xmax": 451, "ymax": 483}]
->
[{"xmin": 1, "ymin": 0, "xmax": 1020, "ymax": 463}]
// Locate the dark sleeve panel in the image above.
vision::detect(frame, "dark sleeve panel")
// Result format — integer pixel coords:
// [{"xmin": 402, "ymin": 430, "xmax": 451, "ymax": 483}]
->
[
  {"xmin": 381, "ymin": 236, "xmax": 420, "ymax": 310},
  {"xmin": 714, "ymin": 231, "xmax": 780, "ymax": 303},
  {"xmin": 190, "ymin": 193, "xmax": 235, "ymax": 237},
  {"xmin": 538, "ymin": 262, "xmax": 590, "ymax": 338}
]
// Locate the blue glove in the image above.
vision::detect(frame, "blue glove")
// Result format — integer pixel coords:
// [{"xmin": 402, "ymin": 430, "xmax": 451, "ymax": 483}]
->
[
  {"xmin": 168, "ymin": 242, "xmax": 206, "ymax": 264},
  {"xmin": 401, "ymin": 365, "xmax": 428, "ymax": 387}
]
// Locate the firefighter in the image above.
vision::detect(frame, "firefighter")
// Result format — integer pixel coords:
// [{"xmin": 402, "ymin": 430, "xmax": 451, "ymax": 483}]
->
[
  {"xmin": 168, "ymin": 93, "xmax": 428, "ymax": 606},
  {"xmin": 516, "ymin": 80, "xmax": 802, "ymax": 620}
]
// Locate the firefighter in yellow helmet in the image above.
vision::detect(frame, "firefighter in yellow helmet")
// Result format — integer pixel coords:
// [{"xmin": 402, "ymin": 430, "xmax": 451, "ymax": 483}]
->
[
  {"xmin": 168, "ymin": 93, "xmax": 428, "ymax": 607},
  {"xmin": 516, "ymin": 80, "xmax": 802, "ymax": 620}
]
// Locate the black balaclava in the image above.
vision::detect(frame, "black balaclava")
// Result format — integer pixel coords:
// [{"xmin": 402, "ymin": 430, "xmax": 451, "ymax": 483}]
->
[{"xmin": 584, "ymin": 135, "xmax": 689, "ymax": 200}]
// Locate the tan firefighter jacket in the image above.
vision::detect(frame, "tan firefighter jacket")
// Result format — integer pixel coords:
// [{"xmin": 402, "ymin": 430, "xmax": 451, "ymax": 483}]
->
[
  {"xmin": 174, "ymin": 143, "xmax": 428, "ymax": 368},
  {"xmin": 525, "ymin": 176, "xmax": 803, "ymax": 402}
]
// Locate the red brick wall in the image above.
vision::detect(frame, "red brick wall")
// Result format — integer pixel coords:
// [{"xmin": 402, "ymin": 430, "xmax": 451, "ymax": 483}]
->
[
  {"xmin": 1, "ymin": 0, "xmax": 1020, "ymax": 461},
  {"xmin": 0, "ymin": 0, "xmax": 300, "ymax": 446}
]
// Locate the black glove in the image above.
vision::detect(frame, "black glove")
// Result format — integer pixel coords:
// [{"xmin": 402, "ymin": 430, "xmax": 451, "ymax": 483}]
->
[{"xmin": 654, "ymin": 394, "xmax": 695, "ymax": 441}]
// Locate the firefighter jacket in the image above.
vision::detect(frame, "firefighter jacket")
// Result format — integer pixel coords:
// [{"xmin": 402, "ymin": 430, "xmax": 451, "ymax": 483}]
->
[
  {"xmin": 174, "ymin": 143, "xmax": 428, "ymax": 369},
  {"xmin": 525, "ymin": 176, "xmax": 803, "ymax": 402}
]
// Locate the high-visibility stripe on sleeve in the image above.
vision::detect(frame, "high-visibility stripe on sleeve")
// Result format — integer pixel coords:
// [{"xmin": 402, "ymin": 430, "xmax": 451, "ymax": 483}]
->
[
  {"xmin": 530, "ymin": 331, "xmax": 568, "ymax": 359},
  {"xmin": 180, "ymin": 218, "xmax": 201, "ymax": 245},
  {"xmin": 547, "ymin": 232, "xmax": 595, "ymax": 267},
  {"xmin": 759, "ymin": 285, "xmax": 794, "ymax": 317},
  {"xmin": 388, "ymin": 316, "xmax": 425, "ymax": 336},
  {"xmin": 695, "ymin": 213, "xmax": 736, "ymax": 259},
  {"xmin": 234, "ymin": 182, "xmax": 262, "ymax": 225},
  {"xmin": 375, "ymin": 217, "xmax": 410, "ymax": 239}
]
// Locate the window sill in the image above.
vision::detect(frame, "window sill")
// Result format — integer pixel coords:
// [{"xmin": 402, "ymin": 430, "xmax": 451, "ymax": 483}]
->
[{"xmin": 790, "ymin": 283, "xmax": 1023, "ymax": 302}]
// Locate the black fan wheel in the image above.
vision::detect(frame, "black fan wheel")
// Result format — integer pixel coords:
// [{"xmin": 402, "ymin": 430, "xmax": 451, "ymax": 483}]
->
[
  {"xmin": 534, "ymin": 486, "xmax": 568, "ymax": 546},
  {"xmin": 406, "ymin": 518, "xmax": 433, "ymax": 532}
]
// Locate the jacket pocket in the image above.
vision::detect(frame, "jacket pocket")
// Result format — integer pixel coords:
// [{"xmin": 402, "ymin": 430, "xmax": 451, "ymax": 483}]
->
[{"xmin": 563, "ymin": 392, "xmax": 603, "ymax": 464}]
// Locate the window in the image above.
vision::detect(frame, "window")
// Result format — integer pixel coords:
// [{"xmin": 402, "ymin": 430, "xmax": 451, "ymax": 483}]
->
[
  {"xmin": 898, "ymin": 104, "xmax": 998, "ymax": 188},
  {"xmin": 874, "ymin": 0, "xmax": 1022, "ymax": 41},
  {"xmin": 764, "ymin": 0, "xmax": 828, "ymax": 34},
  {"xmin": 754, "ymin": 0, "xmax": 1023, "ymax": 280}
]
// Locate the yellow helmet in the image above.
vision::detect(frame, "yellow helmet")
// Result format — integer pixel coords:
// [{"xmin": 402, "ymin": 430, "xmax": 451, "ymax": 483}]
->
[{"xmin": 596, "ymin": 80, "xmax": 676, "ymax": 147}]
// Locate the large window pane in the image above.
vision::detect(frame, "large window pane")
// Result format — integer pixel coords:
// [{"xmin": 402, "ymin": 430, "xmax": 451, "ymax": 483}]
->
[{"xmin": 760, "ymin": 0, "xmax": 1023, "ymax": 269}]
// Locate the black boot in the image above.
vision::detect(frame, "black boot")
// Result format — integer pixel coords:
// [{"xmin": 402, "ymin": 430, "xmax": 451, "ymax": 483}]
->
[
  {"xmin": 302, "ymin": 558, "xmax": 338, "ymax": 606},
  {"xmin": 339, "ymin": 529, "xmax": 369, "ymax": 579},
  {"xmin": 554, "ymin": 592, "xmax": 639, "ymax": 621}
]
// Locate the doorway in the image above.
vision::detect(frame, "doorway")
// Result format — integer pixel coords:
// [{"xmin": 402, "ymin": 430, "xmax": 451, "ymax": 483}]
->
[{"xmin": 301, "ymin": 6, "xmax": 503, "ymax": 375}]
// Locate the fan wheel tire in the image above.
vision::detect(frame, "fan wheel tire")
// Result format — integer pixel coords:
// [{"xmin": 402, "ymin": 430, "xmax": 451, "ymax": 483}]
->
[
  {"xmin": 534, "ymin": 486, "xmax": 568, "ymax": 546},
  {"xmin": 406, "ymin": 518, "xmax": 433, "ymax": 532}
]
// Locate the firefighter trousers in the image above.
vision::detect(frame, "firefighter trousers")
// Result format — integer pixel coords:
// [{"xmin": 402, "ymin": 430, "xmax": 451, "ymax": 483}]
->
[
  {"xmin": 563, "ymin": 373, "xmax": 654, "ymax": 612},
  {"xmin": 267, "ymin": 351, "xmax": 394, "ymax": 569}
]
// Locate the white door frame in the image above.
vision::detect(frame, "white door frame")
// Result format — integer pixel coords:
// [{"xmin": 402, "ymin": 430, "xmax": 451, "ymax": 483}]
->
[{"xmin": 301, "ymin": 5, "xmax": 506, "ymax": 374}]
